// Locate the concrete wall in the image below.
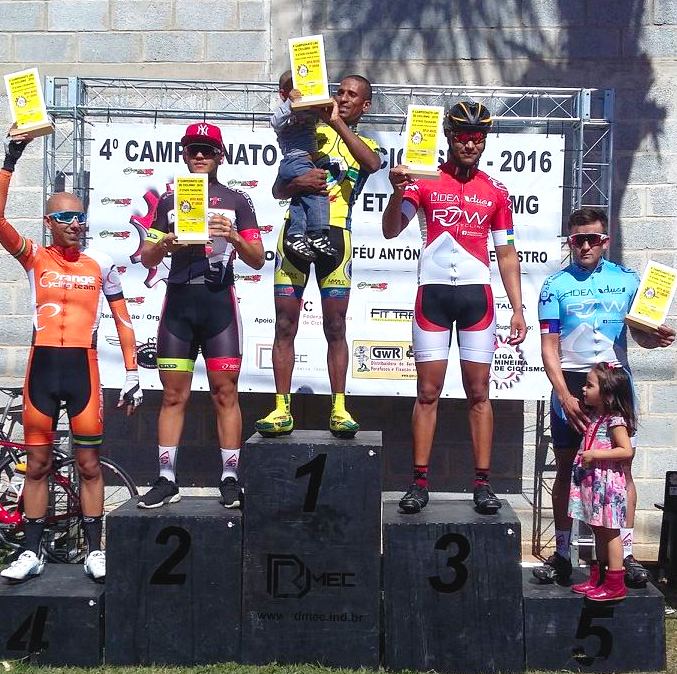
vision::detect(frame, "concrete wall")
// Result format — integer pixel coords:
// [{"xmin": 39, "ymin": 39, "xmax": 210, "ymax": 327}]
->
[{"xmin": 1, "ymin": 0, "xmax": 675, "ymax": 558}]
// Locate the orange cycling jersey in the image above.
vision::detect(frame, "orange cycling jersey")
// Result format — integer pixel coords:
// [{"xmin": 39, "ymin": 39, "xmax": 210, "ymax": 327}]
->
[{"xmin": 0, "ymin": 169, "xmax": 136, "ymax": 369}]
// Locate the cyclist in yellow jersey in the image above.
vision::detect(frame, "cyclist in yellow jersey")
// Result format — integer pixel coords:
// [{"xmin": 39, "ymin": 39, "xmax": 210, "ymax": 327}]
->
[{"xmin": 256, "ymin": 76, "xmax": 381, "ymax": 438}]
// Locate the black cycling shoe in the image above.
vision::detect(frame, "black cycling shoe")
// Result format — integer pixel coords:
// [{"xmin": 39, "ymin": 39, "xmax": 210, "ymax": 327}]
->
[
  {"xmin": 137, "ymin": 476, "xmax": 181, "ymax": 509},
  {"xmin": 398, "ymin": 484, "xmax": 429, "ymax": 514},
  {"xmin": 532, "ymin": 552, "xmax": 573, "ymax": 583},
  {"xmin": 473, "ymin": 482, "xmax": 502, "ymax": 514},
  {"xmin": 284, "ymin": 234, "xmax": 316, "ymax": 262},
  {"xmin": 219, "ymin": 477, "xmax": 243, "ymax": 509},
  {"xmin": 307, "ymin": 232, "xmax": 338, "ymax": 258},
  {"xmin": 623, "ymin": 554, "xmax": 649, "ymax": 587}
]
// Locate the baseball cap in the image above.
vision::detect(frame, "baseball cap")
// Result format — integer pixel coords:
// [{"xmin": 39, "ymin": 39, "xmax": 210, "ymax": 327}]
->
[{"xmin": 181, "ymin": 122, "xmax": 224, "ymax": 150}]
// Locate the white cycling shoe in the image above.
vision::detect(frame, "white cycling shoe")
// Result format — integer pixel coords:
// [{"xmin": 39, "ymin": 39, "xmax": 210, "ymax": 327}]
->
[
  {"xmin": 1, "ymin": 550, "xmax": 45, "ymax": 581},
  {"xmin": 84, "ymin": 550, "xmax": 106, "ymax": 582}
]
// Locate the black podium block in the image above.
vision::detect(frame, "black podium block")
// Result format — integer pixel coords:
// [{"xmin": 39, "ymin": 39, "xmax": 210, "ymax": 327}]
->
[
  {"xmin": 105, "ymin": 496, "xmax": 241, "ymax": 665},
  {"xmin": 523, "ymin": 568, "xmax": 666, "ymax": 671},
  {"xmin": 383, "ymin": 499, "xmax": 524, "ymax": 673},
  {"xmin": 0, "ymin": 564, "xmax": 104, "ymax": 665},
  {"xmin": 241, "ymin": 430, "xmax": 382, "ymax": 669}
]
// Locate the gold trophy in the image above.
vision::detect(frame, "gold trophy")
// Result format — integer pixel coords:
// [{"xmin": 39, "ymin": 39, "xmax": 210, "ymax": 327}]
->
[
  {"xmin": 288, "ymin": 35, "xmax": 333, "ymax": 110},
  {"xmin": 4, "ymin": 68, "xmax": 54, "ymax": 139},
  {"xmin": 625, "ymin": 260, "xmax": 677, "ymax": 333}
]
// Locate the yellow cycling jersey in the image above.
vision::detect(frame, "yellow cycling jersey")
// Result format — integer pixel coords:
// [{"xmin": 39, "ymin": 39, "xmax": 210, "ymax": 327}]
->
[{"xmin": 312, "ymin": 124, "xmax": 380, "ymax": 230}]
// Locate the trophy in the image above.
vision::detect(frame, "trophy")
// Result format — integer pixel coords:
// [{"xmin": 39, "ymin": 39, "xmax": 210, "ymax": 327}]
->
[
  {"xmin": 625, "ymin": 260, "xmax": 677, "ymax": 332},
  {"xmin": 288, "ymin": 35, "xmax": 333, "ymax": 110},
  {"xmin": 402, "ymin": 105, "xmax": 444, "ymax": 178},
  {"xmin": 173, "ymin": 174, "xmax": 209, "ymax": 244},
  {"xmin": 4, "ymin": 68, "xmax": 54, "ymax": 138}
]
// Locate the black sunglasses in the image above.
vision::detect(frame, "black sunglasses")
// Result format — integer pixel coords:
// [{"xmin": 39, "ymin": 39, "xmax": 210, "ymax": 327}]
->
[
  {"xmin": 185, "ymin": 144, "xmax": 221, "ymax": 159},
  {"xmin": 567, "ymin": 233, "xmax": 609, "ymax": 248}
]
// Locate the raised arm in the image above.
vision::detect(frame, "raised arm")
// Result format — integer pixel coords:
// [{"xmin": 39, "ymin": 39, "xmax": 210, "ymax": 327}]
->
[{"xmin": 382, "ymin": 165, "xmax": 415, "ymax": 239}]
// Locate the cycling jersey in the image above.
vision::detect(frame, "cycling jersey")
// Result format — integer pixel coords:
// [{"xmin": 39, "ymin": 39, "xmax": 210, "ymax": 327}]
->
[
  {"xmin": 275, "ymin": 124, "xmax": 379, "ymax": 297},
  {"xmin": 0, "ymin": 170, "xmax": 136, "ymax": 369},
  {"xmin": 538, "ymin": 258, "xmax": 640, "ymax": 372},
  {"xmin": 146, "ymin": 180, "xmax": 260, "ymax": 289},
  {"xmin": 313, "ymin": 124, "xmax": 379, "ymax": 230},
  {"xmin": 401, "ymin": 162, "xmax": 514, "ymax": 286}
]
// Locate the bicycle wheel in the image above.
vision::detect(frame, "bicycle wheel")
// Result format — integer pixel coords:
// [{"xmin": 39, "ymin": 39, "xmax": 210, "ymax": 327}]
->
[{"xmin": 41, "ymin": 456, "xmax": 138, "ymax": 561}]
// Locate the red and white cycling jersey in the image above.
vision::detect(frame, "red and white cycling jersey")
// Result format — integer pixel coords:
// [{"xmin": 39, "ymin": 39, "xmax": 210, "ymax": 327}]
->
[{"xmin": 402, "ymin": 162, "xmax": 514, "ymax": 286}]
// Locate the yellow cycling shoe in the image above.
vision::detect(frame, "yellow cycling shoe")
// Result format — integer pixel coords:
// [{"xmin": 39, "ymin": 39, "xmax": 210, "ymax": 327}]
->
[
  {"xmin": 255, "ymin": 408, "xmax": 294, "ymax": 438},
  {"xmin": 329, "ymin": 409, "xmax": 360, "ymax": 439}
]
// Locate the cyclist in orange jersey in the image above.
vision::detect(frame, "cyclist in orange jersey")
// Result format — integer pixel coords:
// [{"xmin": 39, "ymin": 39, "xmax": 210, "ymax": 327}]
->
[{"xmin": 0, "ymin": 131, "xmax": 142, "ymax": 583}]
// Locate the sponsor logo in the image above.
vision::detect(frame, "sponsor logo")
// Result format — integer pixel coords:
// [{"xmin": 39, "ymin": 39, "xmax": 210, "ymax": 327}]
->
[
  {"xmin": 370, "ymin": 308, "xmax": 413, "ymax": 322},
  {"xmin": 259, "ymin": 224, "xmax": 274, "ymax": 234},
  {"xmin": 227, "ymin": 179, "xmax": 259, "ymax": 189},
  {"xmin": 357, "ymin": 281, "xmax": 388, "ymax": 291},
  {"xmin": 123, "ymin": 167, "xmax": 155, "ymax": 176},
  {"xmin": 431, "ymin": 207, "xmax": 488, "ymax": 228},
  {"xmin": 100, "ymin": 197, "xmax": 132, "ymax": 206},
  {"xmin": 267, "ymin": 554, "xmax": 355, "ymax": 599},
  {"xmin": 429, "ymin": 192, "xmax": 461, "ymax": 203},
  {"xmin": 234, "ymin": 274, "xmax": 262, "ymax": 283},
  {"xmin": 352, "ymin": 340, "xmax": 416, "ymax": 380},
  {"xmin": 491, "ymin": 335, "xmax": 544, "ymax": 389},
  {"xmin": 99, "ymin": 230, "xmax": 131, "ymax": 239},
  {"xmin": 137, "ymin": 339, "xmax": 157, "ymax": 369},
  {"xmin": 39, "ymin": 271, "xmax": 96, "ymax": 290},
  {"xmin": 464, "ymin": 194, "xmax": 492, "ymax": 207},
  {"xmin": 209, "ymin": 196, "xmax": 222, "ymax": 207},
  {"xmin": 126, "ymin": 296, "xmax": 145, "ymax": 305},
  {"xmin": 539, "ymin": 290, "xmax": 554, "ymax": 305},
  {"xmin": 117, "ymin": 266, "xmax": 127, "ymax": 274}
]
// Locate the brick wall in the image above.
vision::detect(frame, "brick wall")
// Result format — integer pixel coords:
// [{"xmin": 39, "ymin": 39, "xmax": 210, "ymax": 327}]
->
[{"xmin": 1, "ymin": 0, "xmax": 675, "ymax": 557}]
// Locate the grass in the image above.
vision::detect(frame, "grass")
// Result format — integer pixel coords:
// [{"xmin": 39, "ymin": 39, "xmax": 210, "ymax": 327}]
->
[{"xmin": 1, "ymin": 611, "xmax": 675, "ymax": 674}]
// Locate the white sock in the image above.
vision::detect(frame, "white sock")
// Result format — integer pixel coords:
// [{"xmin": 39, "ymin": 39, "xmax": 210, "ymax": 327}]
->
[
  {"xmin": 621, "ymin": 528, "xmax": 633, "ymax": 557},
  {"xmin": 555, "ymin": 529, "xmax": 571, "ymax": 559},
  {"xmin": 158, "ymin": 445, "xmax": 177, "ymax": 482},
  {"xmin": 221, "ymin": 448, "xmax": 240, "ymax": 481}
]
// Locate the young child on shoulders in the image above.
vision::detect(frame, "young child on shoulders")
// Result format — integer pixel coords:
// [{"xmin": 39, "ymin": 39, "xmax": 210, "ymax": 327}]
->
[
  {"xmin": 568, "ymin": 362, "xmax": 636, "ymax": 602},
  {"xmin": 271, "ymin": 70, "xmax": 336, "ymax": 262}
]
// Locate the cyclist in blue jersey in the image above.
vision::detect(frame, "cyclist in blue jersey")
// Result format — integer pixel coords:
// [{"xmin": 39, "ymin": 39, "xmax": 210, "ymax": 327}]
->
[{"xmin": 534, "ymin": 207, "xmax": 674, "ymax": 586}]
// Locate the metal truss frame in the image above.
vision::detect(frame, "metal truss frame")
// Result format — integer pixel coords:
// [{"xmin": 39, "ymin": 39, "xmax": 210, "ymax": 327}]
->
[{"xmin": 42, "ymin": 77, "xmax": 614, "ymax": 558}]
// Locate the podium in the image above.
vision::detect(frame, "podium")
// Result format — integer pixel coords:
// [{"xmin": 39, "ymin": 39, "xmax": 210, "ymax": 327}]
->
[
  {"xmin": 0, "ymin": 564, "xmax": 104, "ymax": 665},
  {"xmin": 241, "ymin": 430, "xmax": 382, "ymax": 668},
  {"xmin": 523, "ymin": 569, "xmax": 666, "ymax": 671},
  {"xmin": 383, "ymin": 499, "xmax": 524, "ymax": 673},
  {"xmin": 105, "ymin": 497, "xmax": 242, "ymax": 665}
]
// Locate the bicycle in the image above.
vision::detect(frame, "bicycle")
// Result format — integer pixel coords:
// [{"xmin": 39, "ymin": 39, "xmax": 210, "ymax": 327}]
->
[{"xmin": 0, "ymin": 388, "xmax": 138, "ymax": 563}]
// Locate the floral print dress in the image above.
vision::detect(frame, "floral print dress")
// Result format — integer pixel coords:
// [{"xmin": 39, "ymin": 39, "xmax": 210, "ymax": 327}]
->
[{"xmin": 568, "ymin": 414, "xmax": 628, "ymax": 529}]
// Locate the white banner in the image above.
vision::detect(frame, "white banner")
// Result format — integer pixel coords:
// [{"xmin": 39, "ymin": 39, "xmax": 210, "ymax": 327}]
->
[{"xmin": 88, "ymin": 123, "xmax": 564, "ymax": 399}]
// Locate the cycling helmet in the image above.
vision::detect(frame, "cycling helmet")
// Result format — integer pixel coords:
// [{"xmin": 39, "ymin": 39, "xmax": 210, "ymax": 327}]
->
[{"xmin": 444, "ymin": 101, "xmax": 492, "ymax": 133}]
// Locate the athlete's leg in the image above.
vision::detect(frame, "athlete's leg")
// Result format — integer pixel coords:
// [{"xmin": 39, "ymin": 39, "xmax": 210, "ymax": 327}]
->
[
  {"xmin": 75, "ymin": 449, "xmax": 104, "ymax": 515},
  {"xmin": 321, "ymin": 296, "xmax": 349, "ymax": 393},
  {"xmin": 23, "ymin": 445, "xmax": 53, "ymax": 518},
  {"xmin": 459, "ymin": 359, "xmax": 493, "ymax": 470},
  {"xmin": 157, "ymin": 370, "xmax": 193, "ymax": 446},
  {"xmin": 272, "ymin": 295, "xmax": 303, "ymax": 393},
  {"xmin": 412, "ymin": 359, "xmax": 449, "ymax": 466}
]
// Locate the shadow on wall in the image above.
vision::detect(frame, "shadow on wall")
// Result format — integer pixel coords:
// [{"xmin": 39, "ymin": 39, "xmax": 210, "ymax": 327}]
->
[{"xmin": 307, "ymin": 0, "xmax": 665, "ymax": 253}]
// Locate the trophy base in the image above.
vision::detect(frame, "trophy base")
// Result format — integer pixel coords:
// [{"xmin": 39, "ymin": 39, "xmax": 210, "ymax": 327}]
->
[
  {"xmin": 625, "ymin": 315, "xmax": 661, "ymax": 333},
  {"xmin": 10, "ymin": 120, "xmax": 55, "ymax": 139},
  {"xmin": 408, "ymin": 168, "xmax": 440, "ymax": 179},
  {"xmin": 291, "ymin": 97, "xmax": 334, "ymax": 110}
]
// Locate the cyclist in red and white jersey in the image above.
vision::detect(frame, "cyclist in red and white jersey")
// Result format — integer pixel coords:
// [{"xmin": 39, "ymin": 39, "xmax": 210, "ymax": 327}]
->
[
  {"xmin": 382, "ymin": 102, "xmax": 526, "ymax": 515},
  {"xmin": 0, "ymin": 131, "xmax": 142, "ymax": 583}
]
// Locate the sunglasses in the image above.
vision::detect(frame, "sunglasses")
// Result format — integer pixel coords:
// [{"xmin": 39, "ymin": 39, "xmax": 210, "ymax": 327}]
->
[
  {"xmin": 185, "ymin": 143, "xmax": 221, "ymax": 159},
  {"xmin": 46, "ymin": 211, "xmax": 86, "ymax": 225},
  {"xmin": 452, "ymin": 132, "xmax": 487, "ymax": 145},
  {"xmin": 567, "ymin": 233, "xmax": 609, "ymax": 248}
]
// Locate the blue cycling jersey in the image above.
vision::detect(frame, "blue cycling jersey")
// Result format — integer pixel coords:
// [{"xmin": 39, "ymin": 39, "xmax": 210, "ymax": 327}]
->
[{"xmin": 538, "ymin": 258, "xmax": 640, "ymax": 373}]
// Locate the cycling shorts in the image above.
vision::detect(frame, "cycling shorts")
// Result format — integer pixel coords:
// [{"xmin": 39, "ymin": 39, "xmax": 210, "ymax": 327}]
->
[
  {"xmin": 551, "ymin": 370, "xmax": 638, "ymax": 452},
  {"xmin": 274, "ymin": 224, "xmax": 352, "ymax": 300},
  {"xmin": 157, "ymin": 284, "xmax": 242, "ymax": 373},
  {"xmin": 23, "ymin": 346, "xmax": 103, "ymax": 449},
  {"xmin": 413, "ymin": 284, "xmax": 496, "ymax": 364}
]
